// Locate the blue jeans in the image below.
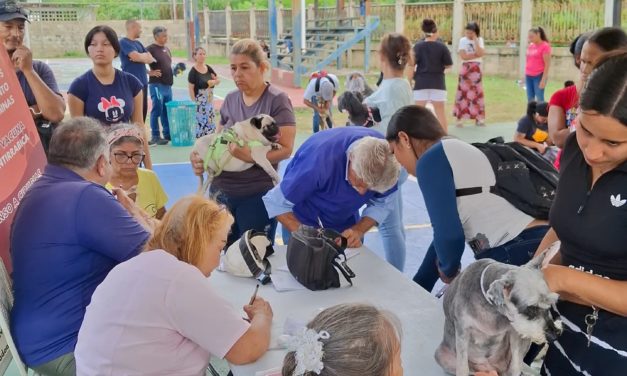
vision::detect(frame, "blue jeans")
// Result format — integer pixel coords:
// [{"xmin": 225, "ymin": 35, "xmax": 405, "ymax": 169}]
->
[
  {"xmin": 378, "ymin": 169, "xmax": 408, "ymax": 271},
  {"xmin": 312, "ymin": 95, "xmax": 333, "ymax": 133},
  {"xmin": 211, "ymin": 189, "xmax": 277, "ymax": 247},
  {"xmin": 475, "ymin": 225, "xmax": 549, "ymax": 265},
  {"xmin": 149, "ymin": 83, "xmax": 172, "ymax": 139},
  {"xmin": 525, "ymin": 74, "xmax": 545, "ymax": 103},
  {"xmin": 413, "ymin": 225, "xmax": 549, "ymax": 292}
]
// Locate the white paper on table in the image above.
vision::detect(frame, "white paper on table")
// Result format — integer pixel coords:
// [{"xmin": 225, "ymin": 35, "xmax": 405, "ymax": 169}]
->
[
  {"xmin": 255, "ymin": 367, "xmax": 281, "ymax": 376},
  {"xmin": 271, "ymin": 270, "xmax": 307, "ymax": 292},
  {"xmin": 274, "ymin": 248, "xmax": 361, "ymax": 272}
]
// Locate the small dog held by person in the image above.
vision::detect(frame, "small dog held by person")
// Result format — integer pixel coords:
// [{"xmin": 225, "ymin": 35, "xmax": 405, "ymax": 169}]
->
[
  {"xmin": 436, "ymin": 249, "xmax": 562, "ymax": 376},
  {"xmin": 192, "ymin": 114, "xmax": 282, "ymax": 194}
]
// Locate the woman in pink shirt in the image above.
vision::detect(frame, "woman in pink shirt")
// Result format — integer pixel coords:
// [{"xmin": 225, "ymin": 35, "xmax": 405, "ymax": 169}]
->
[
  {"xmin": 524, "ymin": 26, "xmax": 551, "ymax": 102},
  {"xmin": 74, "ymin": 195, "xmax": 273, "ymax": 375}
]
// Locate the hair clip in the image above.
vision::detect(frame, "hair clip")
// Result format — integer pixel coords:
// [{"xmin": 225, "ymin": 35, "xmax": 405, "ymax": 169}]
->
[{"xmin": 286, "ymin": 328, "xmax": 330, "ymax": 375}]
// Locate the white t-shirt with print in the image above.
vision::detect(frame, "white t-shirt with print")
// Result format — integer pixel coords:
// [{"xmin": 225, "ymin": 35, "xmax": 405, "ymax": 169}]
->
[
  {"xmin": 75, "ymin": 250, "xmax": 250, "ymax": 376},
  {"xmin": 458, "ymin": 37, "xmax": 485, "ymax": 63}
]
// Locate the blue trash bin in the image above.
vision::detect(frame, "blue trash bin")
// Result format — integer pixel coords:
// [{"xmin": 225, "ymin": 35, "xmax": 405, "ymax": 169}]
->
[{"xmin": 165, "ymin": 100, "xmax": 196, "ymax": 147}]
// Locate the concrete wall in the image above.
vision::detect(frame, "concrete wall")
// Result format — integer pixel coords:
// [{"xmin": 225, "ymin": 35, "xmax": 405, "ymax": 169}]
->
[
  {"xmin": 27, "ymin": 20, "xmax": 188, "ymax": 58},
  {"xmin": 207, "ymin": 38, "xmax": 579, "ymax": 83},
  {"xmin": 353, "ymin": 45, "xmax": 579, "ymax": 82}
]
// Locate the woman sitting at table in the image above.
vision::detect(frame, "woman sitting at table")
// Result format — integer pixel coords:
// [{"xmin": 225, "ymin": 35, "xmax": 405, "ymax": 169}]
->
[
  {"xmin": 281, "ymin": 303, "xmax": 497, "ymax": 376},
  {"xmin": 106, "ymin": 124, "xmax": 168, "ymax": 219},
  {"xmin": 385, "ymin": 105, "xmax": 549, "ymax": 292},
  {"xmin": 74, "ymin": 195, "xmax": 273, "ymax": 375}
]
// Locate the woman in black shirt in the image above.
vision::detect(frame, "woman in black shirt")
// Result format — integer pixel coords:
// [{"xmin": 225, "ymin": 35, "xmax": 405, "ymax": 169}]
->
[
  {"xmin": 410, "ymin": 19, "xmax": 453, "ymax": 132},
  {"xmin": 538, "ymin": 51, "xmax": 627, "ymax": 376},
  {"xmin": 188, "ymin": 47, "xmax": 220, "ymax": 137}
]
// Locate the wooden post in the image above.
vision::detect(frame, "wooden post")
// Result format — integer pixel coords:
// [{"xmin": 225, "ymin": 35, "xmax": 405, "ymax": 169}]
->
[
  {"xmin": 452, "ymin": 0, "xmax": 464, "ymax": 73},
  {"xmin": 172, "ymin": 0, "xmax": 177, "ymax": 20},
  {"xmin": 348, "ymin": 0, "xmax": 354, "ymax": 18},
  {"xmin": 519, "ymin": 0, "xmax": 533, "ymax": 79},
  {"xmin": 395, "ymin": 0, "xmax": 404, "ymax": 34},
  {"xmin": 204, "ymin": 7, "xmax": 210, "ymax": 53},
  {"xmin": 277, "ymin": 4, "xmax": 284, "ymax": 38},
  {"xmin": 365, "ymin": 16, "xmax": 371, "ymax": 73},
  {"xmin": 225, "ymin": 5, "xmax": 232, "ymax": 56},
  {"xmin": 250, "ymin": 7, "xmax": 256, "ymax": 38},
  {"xmin": 307, "ymin": 4, "xmax": 314, "ymax": 28}
]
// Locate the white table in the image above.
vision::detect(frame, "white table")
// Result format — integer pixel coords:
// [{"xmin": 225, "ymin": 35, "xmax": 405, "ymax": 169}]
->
[{"xmin": 211, "ymin": 246, "xmax": 448, "ymax": 376}]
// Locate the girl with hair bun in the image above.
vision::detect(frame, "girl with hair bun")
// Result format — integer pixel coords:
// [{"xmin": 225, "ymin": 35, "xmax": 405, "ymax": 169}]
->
[{"xmin": 362, "ymin": 32, "xmax": 413, "ymax": 272}]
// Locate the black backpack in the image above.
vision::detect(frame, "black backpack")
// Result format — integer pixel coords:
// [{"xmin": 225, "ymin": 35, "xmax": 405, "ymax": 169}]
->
[{"xmin": 458, "ymin": 137, "xmax": 559, "ymax": 220}]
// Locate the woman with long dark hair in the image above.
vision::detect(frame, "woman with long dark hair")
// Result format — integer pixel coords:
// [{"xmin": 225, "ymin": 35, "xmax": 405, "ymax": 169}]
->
[
  {"xmin": 453, "ymin": 22, "xmax": 486, "ymax": 127},
  {"xmin": 524, "ymin": 26, "xmax": 551, "ymax": 102},
  {"xmin": 538, "ymin": 50, "xmax": 627, "ymax": 376},
  {"xmin": 385, "ymin": 106, "xmax": 549, "ymax": 292}
]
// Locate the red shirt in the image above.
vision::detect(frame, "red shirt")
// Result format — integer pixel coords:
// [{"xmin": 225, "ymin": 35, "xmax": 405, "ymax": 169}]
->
[{"xmin": 549, "ymin": 85, "xmax": 579, "ymax": 131}]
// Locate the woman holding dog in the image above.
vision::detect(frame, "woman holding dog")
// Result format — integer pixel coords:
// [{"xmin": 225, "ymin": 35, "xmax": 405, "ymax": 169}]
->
[
  {"xmin": 75, "ymin": 195, "xmax": 273, "ymax": 374},
  {"xmin": 385, "ymin": 105, "xmax": 549, "ymax": 292},
  {"xmin": 536, "ymin": 51, "xmax": 627, "ymax": 376},
  {"xmin": 190, "ymin": 39, "xmax": 296, "ymax": 246}
]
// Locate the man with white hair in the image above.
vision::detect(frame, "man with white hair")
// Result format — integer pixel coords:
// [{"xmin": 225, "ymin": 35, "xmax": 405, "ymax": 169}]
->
[
  {"xmin": 263, "ymin": 127, "xmax": 400, "ymax": 247},
  {"xmin": 10, "ymin": 117, "xmax": 150, "ymax": 375}
]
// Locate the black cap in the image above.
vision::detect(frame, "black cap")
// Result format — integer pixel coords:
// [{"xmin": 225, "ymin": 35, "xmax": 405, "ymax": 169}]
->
[
  {"xmin": 536, "ymin": 102, "xmax": 549, "ymax": 117},
  {"xmin": 0, "ymin": 1, "xmax": 29, "ymax": 22}
]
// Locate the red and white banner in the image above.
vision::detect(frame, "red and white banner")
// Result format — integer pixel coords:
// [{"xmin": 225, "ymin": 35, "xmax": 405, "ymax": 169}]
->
[{"xmin": 0, "ymin": 44, "xmax": 46, "ymax": 273}]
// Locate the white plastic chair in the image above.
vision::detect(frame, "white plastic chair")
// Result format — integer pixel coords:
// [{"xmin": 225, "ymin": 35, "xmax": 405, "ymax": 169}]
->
[{"xmin": 0, "ymin": 260, "xmax": 30, "ymax": 376}]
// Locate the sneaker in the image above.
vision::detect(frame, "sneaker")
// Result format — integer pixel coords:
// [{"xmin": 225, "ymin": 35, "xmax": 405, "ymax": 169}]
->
[
  {"xmin": 156, "ymin": 138, "xmax": 169, "ymax": 145},
  {"xmin": 164, "ymin": 135, "xmax": 171, "ymax": 141},
  {"xmin": 148, "ymin": 138, "xmax": 159, "ymax": 146}
]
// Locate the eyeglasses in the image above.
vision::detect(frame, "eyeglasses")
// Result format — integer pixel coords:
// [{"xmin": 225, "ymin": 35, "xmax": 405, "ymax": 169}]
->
[{"xmin": 113, "ymin": 152, "xmax": 144, "ymax": 165}]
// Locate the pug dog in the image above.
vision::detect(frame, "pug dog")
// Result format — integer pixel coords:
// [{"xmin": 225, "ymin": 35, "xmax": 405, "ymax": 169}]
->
[
  {"xmin": 193, "ymin": 114, "xmax": 281, "ymax": 195},
  {"xmin": 435, "ymin": 251, "xmax": 562, "ymax": 376}
]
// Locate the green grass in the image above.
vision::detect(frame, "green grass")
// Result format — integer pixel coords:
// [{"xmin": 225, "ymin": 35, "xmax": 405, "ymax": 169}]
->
[{"xmin": 302, "ymin": 72, "xmax": 562, "ymax": 125}]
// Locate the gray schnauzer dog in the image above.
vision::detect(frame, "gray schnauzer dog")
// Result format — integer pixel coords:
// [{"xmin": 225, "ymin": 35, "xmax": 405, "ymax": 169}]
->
[{"xmin": 436, "ymin": 253, "xmax": 563, "ymax": 376}]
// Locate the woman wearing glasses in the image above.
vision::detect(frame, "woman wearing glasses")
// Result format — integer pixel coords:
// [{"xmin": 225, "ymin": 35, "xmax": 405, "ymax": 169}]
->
[{"xmin": 106, "ymin": 124, "xmax": 168, "ymax": 219}]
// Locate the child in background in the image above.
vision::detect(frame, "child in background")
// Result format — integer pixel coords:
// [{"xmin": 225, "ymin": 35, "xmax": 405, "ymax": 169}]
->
[{"xmin": 514, "ymin": 101, "xmax": 558, "ymax": 163}]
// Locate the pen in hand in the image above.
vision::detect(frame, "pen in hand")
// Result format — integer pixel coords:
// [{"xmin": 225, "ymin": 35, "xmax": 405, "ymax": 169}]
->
[{"xmin": 249, "ymin": 284, "xmax": 260, "ymax": 305}]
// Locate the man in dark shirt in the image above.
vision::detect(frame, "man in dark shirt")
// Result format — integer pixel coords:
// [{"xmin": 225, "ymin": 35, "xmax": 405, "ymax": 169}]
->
[
  {"xmin": 146, "ymin": 26, "xmax": 173, "ymax": 146},
  {"xmin": 119, "ymin": 19, "xmax": 155, "ymax": 123},
  {"xmin": 0, "ymin": 1, "xmax": 65, "ymax": 155}
]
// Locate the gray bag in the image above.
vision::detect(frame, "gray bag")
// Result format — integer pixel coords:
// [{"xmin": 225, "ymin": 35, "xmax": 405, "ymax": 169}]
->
[{"xmin": 286, "ymin": 226, "xmax": 355, "ymax": 291}]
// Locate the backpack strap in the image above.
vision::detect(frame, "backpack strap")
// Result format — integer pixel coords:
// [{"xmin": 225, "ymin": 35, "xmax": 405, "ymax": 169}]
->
[
  {"xmin": 456, "ymin": 186, "xmax": 497, "ymax": 197},
  {"xmin": 239, "ymin": 231, "xmax": 272, "ymax": 285}
]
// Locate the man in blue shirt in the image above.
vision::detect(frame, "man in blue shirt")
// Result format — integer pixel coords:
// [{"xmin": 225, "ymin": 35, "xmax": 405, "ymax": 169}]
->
[
  {"xmin": 263, "ymin": 127, "xmax": 400, "ymax": 247},
  {"xmin": 119, "ymin": 19, "xmax": 155, "ymax": 124},
  {"xmin": 10, "ymin": 117, "xmax": 150, "ymax": 375}
]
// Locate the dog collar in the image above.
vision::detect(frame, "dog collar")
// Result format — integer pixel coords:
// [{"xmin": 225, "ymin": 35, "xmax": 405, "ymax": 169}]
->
[{"xmin": 480, "ymin": 262, "xmax": 495, "ymax": 305}]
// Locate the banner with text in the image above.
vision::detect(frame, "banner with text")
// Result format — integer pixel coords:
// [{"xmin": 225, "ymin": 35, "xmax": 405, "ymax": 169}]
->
[{"xmin": 0, "ymin": 45, "xmax": 46, "ymax": 273}]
